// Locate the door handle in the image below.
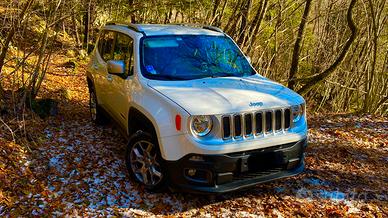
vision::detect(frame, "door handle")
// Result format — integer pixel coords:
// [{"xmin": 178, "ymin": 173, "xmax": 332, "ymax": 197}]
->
[{"xmin": 107, "ymin": 74, "xmax": 113, "ymax": 82}]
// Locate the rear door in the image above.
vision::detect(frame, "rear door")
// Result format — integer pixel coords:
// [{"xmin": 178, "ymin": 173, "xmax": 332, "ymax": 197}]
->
[
  {"xmin": 105, "ymin": 32, "xmax": 135, "ymax": 130},
  {"xmin": 93, "ymin": 30, "xmax": 115, "ymax": 108}
]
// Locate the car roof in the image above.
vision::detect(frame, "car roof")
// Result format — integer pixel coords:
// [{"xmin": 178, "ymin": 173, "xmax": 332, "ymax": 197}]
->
[{"xmin": 105, "ymin": 23, "xmax": 225, "ymax": 37}]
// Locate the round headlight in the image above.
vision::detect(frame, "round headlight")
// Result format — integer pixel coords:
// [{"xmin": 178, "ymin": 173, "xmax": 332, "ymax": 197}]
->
[
  {"xmin": 292, "ymin": 104, "xmax": 303, "ymax": 122},
  {"xmin": 190, "ymin": 115, "xmax": 213, "ymax": 137}
]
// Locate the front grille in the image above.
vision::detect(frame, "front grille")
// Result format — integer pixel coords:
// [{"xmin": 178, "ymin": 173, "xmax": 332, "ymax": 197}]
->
[{"xmin": 221, "ymin": 108, "xmax": 292, "ymax": 140}]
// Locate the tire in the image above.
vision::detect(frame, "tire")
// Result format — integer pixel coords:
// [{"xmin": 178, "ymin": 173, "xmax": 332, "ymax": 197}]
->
[
  {"xmin": 89, "ymin": 87, "xmax": 108, "ymax": 125},
  {"xmin": 126, "ymin": 131, "xmax": 167, "ymax": 192}
]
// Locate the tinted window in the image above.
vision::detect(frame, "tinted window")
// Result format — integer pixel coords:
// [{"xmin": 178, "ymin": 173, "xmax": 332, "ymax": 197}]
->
[
  {"xmin": 141, "ymin": 35, "xmax": 255, "ymax": 80},
  {"xmin": 98, "ymin": 31, "xmax": 115, "ymax": 61},
  {"xmin": 113, "ymin": 33, "xmax": 134, "ymax": 77}
]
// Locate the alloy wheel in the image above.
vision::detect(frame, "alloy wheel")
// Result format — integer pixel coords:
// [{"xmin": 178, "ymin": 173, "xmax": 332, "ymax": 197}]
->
[{"xmin": 130, "ymin": 140, "xmax": 163, "ymax": 186}]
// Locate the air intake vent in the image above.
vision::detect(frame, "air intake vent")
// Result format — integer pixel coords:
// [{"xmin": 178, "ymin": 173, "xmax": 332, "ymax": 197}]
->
[
  {"xmin": 275, "ymin": 110, "xmax": 282, "ymax": 131},
  {"xmin": 222, "ymin": 116, "xmax": 231, "ymax": 138},
  {"xmin": 244, "ymin": 114, "xmax": 253, "ymax": 135},
  {"xmin": 234, "ymin": 115, "xmax": 242, "ymax": 137},
  {"xmin": 255, "ymin": 112, "xmax": 263, "ymax": 134},
  {"xmin": 265, "ymin": 111, "xmax": 272, "ymax": 132},
  {"xmin": 284, "ymin": 109, "xmax": 291, "ymax": 129}
]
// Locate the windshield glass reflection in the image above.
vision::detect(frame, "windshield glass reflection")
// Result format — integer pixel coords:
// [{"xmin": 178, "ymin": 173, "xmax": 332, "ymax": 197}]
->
[{"xmin": 141, "ymin": 35, "xmax": 255, "ymax": 80}]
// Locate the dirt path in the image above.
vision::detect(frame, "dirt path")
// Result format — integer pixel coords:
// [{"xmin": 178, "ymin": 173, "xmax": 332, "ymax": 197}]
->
[{"xmin": 1, "ymin": 59, "xmax": 387, "ymax": 216}]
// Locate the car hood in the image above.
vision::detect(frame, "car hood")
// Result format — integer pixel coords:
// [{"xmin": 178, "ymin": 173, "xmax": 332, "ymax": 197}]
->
[{"xmin": 147, "ymin": 75, "xmax": 304, "ymax": 115}]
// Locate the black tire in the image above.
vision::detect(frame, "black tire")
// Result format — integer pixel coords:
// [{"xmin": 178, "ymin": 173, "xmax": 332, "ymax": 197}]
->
[
  {"xmin": 125, "ymin": 131, "xmax": 167, "ymax": 192},
  {"xmin": 89, "ymin": 87, "xmax": 108, "ymax": 125}
]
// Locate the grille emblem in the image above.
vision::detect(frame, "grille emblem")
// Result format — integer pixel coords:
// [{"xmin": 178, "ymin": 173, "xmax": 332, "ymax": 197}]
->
[{"xmin": 249, "ymin": 102, "xmax": 263, "ymax": 107}]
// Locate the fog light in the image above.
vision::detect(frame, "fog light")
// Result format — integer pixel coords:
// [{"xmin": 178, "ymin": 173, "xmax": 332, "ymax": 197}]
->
[
  {"xmin": 184, "ymin": 168, "xmax": 212, "ymax": 185},
  {"xmin": 187, "ymin": 169, "xmax": 196, "ymax": 176}
]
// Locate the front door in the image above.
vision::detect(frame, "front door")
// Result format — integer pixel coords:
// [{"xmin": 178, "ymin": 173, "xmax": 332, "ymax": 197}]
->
[{"xmin": 105, "ymin": 32, "xmax": 135, "ymax": 130}]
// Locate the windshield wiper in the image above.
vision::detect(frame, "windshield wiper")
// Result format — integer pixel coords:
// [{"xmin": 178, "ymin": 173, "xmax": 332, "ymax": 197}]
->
[
  {"xmin": 148, "ymin": 74, "xmax": 188, "ymax": 81},
  {"xmin": 213, "ymin": 72, "xmax": 236, "ymax": 78},
  {"xmin": 194, "ymin": 72, "xmax": 237, "ymax": 80}
]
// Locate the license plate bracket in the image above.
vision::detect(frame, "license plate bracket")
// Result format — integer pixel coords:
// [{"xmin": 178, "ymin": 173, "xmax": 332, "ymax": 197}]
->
[{"xmin": 240, "ymin": 156, "xmax": 249, "ymax": 172}]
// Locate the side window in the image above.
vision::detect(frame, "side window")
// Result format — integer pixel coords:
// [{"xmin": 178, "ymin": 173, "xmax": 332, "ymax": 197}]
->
[
  {"xmin": 113, "ymin": 33, "xmax": 134, "ymax": 77},
  {"xmin": 97, "ymin": 32, "xmax": 105, "ymax": 55},
  {"xmin": 98, "ymin": 31, "xmax": 115, "ymax": 61}
]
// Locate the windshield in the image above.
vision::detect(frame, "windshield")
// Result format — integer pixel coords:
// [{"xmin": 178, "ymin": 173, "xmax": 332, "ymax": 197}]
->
[{"xmin": 141, "ymin": 35, "xmax": 255, "ymax": 80}]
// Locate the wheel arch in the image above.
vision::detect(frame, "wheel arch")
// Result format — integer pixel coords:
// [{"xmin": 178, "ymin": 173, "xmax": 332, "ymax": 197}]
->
[{"xmin": 127, "ymin": 106, "xmax": 159, "ymax": 141}]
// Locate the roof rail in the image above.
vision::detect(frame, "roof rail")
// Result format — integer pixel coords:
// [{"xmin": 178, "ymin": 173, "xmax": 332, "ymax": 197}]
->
[
  {"xmin": 106, "ymin": 21, "xmax": 145, "ymax": 35},
  {"xmin": 174, "ymin": 23, "xmax": 224, "ymax": 34}
]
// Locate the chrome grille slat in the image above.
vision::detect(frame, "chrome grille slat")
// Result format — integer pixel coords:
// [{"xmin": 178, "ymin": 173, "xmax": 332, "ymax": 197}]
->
[{"xmin": 221, "ymin": 107, "xmax": 292, "ymax": 140}]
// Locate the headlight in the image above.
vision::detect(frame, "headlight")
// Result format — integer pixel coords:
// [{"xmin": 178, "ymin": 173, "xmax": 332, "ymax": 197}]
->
[
  {"xmin": 190, "ymin": 115, "xmax": 213, "ymax": 137},
  {"xmin": 292, "ymin": 103, "xmax": 305, "ymax": 122}
]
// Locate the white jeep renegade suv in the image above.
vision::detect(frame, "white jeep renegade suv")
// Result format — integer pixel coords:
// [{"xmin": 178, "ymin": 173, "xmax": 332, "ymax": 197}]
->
[{"xmin": 86, "ymin": 22, "xmax": 308, "ymax": 193}]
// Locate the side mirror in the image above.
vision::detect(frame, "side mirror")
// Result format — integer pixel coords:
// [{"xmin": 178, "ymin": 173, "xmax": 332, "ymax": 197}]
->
[
  {"xmin": 107, "ymin": 60, "xmax": 125, "ymax": 75},
  {"xmin": 246, "ymin": 56, "xmax": 252, "ymax": 64}
]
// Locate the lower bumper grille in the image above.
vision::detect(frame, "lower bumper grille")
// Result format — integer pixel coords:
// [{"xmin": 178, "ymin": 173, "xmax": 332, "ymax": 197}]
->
[{"xmin": 232, "ymin": 168, "xmax": 283, "ymax": 181}]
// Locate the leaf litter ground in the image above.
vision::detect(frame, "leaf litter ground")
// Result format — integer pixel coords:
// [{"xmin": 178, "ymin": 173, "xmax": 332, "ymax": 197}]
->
[{"xmin": 0, "ymin": 58, "xmax": 387, "ymax": 217}]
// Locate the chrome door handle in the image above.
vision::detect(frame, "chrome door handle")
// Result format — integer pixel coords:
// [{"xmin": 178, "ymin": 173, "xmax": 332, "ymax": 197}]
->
[{"xmin": 107, "ymin": 74, "xmax": 113, "ymax": 82}]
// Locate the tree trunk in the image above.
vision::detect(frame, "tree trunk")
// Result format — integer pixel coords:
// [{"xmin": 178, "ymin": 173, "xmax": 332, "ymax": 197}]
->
[
  {"xmin": 83, "ymin": 0, "xmax": 91, "ymax": 50},
  {"xmin": 246, "ymin": 0, "xmax": 268, "ymax": 54},
  {"xmin": 71, "ymin": 13, "xmax": 81, "ymax": 47},
  {"xmin": 297, "ymin": 0, "xmax": 358, "ymax": 95},
  {"xmin": 0, "ymin": 0, "xmax": 34, "ymax": 99},
  {"xmin": 224, "ymin": 0, "xmax": 242, "ymax": 34},
  {"xmin": 128, "ymin": 0, "xmax": 136, "ymax": 23},
  {"xmin": 287, "ymin": 0, "xmax": 312, "ymax": 90},
  {"xmin": 237, "ymin": 0, "xmax": 252, "ymax": 45},
  {"xmin": 363, "ymin": 0, "xmax": 378, "ymax": 113},
  {"xmin": 243, "ymin": 0, "xmax": 264, "ymax": 47},
  {"xmin": 211, "ymin": 0, "xmax": 221, "ymax": 23},
  {"xmin": 216, "ymin": 0, "xmax": 228, "ymax": 27},
  {"xmin": 28, "ymin": 0, "xmax": 62, "ymax": 101}
]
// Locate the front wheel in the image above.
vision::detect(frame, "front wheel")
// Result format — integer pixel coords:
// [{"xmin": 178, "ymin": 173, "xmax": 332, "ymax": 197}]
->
[{"xmin": 126, "ymin": 131, "xmax": 167, "ymax": 192}]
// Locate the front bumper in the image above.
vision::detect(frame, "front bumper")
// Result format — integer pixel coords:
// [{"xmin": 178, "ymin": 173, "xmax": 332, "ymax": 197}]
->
[{"xmin": 165, "ymin": 138, "xmax": 307, "ymax": 194}]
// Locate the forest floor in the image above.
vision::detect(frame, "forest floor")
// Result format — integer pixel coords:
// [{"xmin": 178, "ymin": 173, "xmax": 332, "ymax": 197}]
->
[{"xmin": 0, "ymin": 55, "xmax": 387, "ymax": 217}]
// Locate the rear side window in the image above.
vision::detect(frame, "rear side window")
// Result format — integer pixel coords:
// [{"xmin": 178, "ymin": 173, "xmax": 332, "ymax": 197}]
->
[
  {"xmin": 98, "ymin": 31, "xmax": 115, "ymax": 61},
  {"xmin": 113, "ymin": 33, "xmax": 134, "ymax": 77}
]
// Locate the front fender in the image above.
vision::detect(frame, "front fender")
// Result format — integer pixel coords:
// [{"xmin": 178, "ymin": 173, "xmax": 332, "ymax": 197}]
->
[{"xmin": 130, "ymin": 86, "xmax": 190, "ymax": 159}]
